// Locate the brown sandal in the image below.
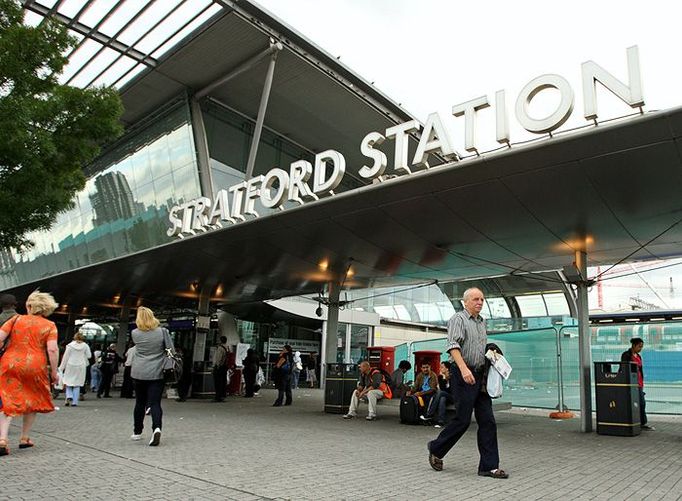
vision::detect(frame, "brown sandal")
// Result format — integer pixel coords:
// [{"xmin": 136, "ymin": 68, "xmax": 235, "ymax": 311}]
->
[
  {"xmin": 427, "ymin": 442, "xmax": 443, "ymax": 471},
  {"xmin": 478, "ymin": 468, "xmax": 509, "ymax": 479},
  {"xmin": 0, "ymin": 439, "xmax": 9, "ymax": 456},
  {"xmin": 19, "ymin": 437, "xmax": 34, "ymax": 449}
]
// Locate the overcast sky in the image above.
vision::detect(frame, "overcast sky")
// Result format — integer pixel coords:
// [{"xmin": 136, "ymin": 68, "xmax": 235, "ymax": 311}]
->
[
  {"xmin": 255, "ymin": 0, "xmax": 682, "ymax": 310},
  {"xmin": 257, "ymin": 0, "xmax": 682, "ymax": 153}
]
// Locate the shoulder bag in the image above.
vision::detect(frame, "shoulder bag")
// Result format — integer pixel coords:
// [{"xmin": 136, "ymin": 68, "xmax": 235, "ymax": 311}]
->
[
  {"xmin": 162, "ymin": 328, "xmax": 183, "ymax": 384},
  {"xmin": 0, "ymin": 315, "xmax": 20, "ymax": 359}
]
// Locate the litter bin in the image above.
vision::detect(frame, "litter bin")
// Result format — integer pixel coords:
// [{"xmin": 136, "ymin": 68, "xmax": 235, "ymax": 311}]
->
[
  {"xmin": 594, "ymin": 361, "xmax": 641, "ymax": 436},
  {"xmin": 324, "ymin": 363, "xmax": 359, "ymax": 414}
]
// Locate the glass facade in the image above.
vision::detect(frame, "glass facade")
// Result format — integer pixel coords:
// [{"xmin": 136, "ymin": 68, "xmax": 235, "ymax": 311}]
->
[
  {"xmin": 201, "ymin": 99, "xmax": 363, "ymax": 217},
  {"xmin": 0, "ymin": 99, "xmax": 201, "ymax": 290}
]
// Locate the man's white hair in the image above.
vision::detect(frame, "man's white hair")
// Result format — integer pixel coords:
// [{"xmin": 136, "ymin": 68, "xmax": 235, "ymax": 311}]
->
[{"xmin": 462, "ymin": 287, "xmax": 484, "ymax": 302}]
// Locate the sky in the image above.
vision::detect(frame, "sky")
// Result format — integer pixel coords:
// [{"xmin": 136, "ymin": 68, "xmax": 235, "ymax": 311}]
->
[
  {"xmin": 256, "ymin": 0, "xmax": 682, "ymax": 153},
  {"xmin": 254, "ymin": 0, "xmax": 682, "ymax": 311}
]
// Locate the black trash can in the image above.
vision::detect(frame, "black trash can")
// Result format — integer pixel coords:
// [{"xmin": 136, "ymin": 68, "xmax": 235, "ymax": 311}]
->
[
  {"xmin": 324, "ymin": 363, "xmax": 358, "ymax": 414},
  {"xmin": 594, "ymin": 361, "xmax": 641, "ymax": 436}
]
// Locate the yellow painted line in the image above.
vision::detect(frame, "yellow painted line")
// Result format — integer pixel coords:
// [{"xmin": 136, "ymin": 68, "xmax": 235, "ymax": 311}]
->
[{"xmin": 597, "ymin": 422, "xmax": 640, "ymax": 427}]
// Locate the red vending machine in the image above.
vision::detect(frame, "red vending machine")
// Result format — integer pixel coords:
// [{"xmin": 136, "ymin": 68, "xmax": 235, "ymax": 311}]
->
[
  {"xmin": 412, "ymin": 350, "xmax": 442, "ymax": 376},
  {"xmin": 367, "ymin": 346, "xmax": 395, "ymax": 374}
]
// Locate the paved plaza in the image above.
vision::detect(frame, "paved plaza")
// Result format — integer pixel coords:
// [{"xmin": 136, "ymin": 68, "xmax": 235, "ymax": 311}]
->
[{"xmin": 1, "ymin": 388, "xmax": 681, "ymax": 501}]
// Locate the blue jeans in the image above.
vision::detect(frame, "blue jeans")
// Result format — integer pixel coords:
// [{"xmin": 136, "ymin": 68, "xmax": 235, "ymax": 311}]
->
[
  {"xmin": 90, "ymin": 366, "xmax": 101, "ymax": 391},
  {"xmin": 292, "ymin": 369, "xmax": 300, "ymax": 389},
  {"xmin": 426, "ymin": 389, "xmax": 456, "ymax": 424},
  {"xmin": 65, "ymin": 386, "xmax": 81, "ymax": 405}
]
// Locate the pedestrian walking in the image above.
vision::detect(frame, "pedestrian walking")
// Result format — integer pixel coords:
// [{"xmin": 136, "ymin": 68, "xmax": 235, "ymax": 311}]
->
[
  {"xmin": 130, "ymin": 307, "xmax": 173, "ymax": 446},
  {"xmin": 292, "ymin": 350, "xmax": 302, "ymax": 389},
  {"xmin": 242, "ymin": 348, "xmax": 260, "ymax": 398},
  {"xmin": 427, "ymin": 287, "xmax": 509, "ymax": 479},
  {"xmin": 120, "ymin": 343, "xmax": 136, "ymax": 398},
  {"xmin": 59, "ymin": 331, "xmax": 92, "ymax": 407},
  {"xmin": 0, "ymin": 291, "xmax": 60, "ymax": 456},
  {"xmin": 212, "ymin": 336, "xmax": 230, "ymax": 402},
  {"xmin": 97, "ymin": 343, "xmax": 122, "ymax": 398}
]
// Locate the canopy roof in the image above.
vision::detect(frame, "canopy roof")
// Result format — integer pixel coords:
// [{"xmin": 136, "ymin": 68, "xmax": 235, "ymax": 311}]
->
[{"xmin": 7, "ymin": 107, "xmax": 682, "ymax": 311}]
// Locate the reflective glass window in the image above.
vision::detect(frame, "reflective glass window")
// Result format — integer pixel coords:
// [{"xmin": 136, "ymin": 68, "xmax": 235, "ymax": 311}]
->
[
  {"xmin": 2, "ymin": 99, "xmax": 200, "ymax": 288},
  {"xmin": 516, "ymin": 295, "xmax": 548, "ymax": 317},
  {"xmin": 544, "ymin": 293, "xmax": 570, "ymax": 315}
]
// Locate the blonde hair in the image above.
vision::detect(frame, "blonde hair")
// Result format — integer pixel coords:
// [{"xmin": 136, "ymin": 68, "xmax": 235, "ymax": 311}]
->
[
  {"xmin": 73, "ymin": 331, "xmax": 85, "ymax": 342},
  {"xmin": 26, "ymin": 290, "xmax": 59, "ymax": 317},
  {"xmin": 136, "ymin": 306, "xmax": 160, "ymax": 331}
]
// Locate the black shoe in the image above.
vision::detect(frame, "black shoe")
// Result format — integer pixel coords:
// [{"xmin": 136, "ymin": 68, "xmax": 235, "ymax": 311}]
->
[
  {"xmin": 284, "ymin": 402, "xmax": 292, "ymax": 406},
  {"xmin": 272, "ymin": 403, "xmax": 282, "ymax": 407},
  {"xmin": 97, "ymin": 395, "xmax": 102, "ymax": 399}
]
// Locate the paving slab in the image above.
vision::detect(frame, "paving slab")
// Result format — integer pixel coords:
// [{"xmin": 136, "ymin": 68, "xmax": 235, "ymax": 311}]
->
[{"xmin": 1, "ymin": 389, "xmax": 680, "ymax": 500}]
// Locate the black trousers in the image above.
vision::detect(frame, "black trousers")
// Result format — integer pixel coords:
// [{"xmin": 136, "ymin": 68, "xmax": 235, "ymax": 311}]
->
[
  {"xmin": 429, "ymin": 366, "xmax": 500, "ymax": 472},
  {"xmin": 133, "ymin": 379, "xmax": 164, "ymax": 434},
  {"xmin": 243, "ymin": 369, "xmax": 257, "ymax": 397},
  {"xmin": 120, "ymin": 366, "xmax": 134, "ymax": 398},
  {"xmin": 98, "ymin": 369, "xmax": 114, "ymax": 397},
  {"xmin": 639, "ymin": 387, "xmax": 648, "ymax": 426},
  {"xmin": 274, "ymin": 373, "xmax": 292, "ymax": 405},
  {"xmin": 213, "ymin": 366, "xmax": 227, "ymax": 401}
]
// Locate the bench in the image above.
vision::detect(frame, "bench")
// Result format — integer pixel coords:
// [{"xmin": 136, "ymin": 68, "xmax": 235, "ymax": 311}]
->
[{"xmin": 378, "ymin": 396, "xmax": 512, "ymax": 412}]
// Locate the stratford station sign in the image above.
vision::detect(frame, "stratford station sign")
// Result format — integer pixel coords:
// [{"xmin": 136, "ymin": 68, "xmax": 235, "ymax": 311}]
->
[{"xmin": 168, "ymin": 46, "xmax": 644, "ymax": 238}]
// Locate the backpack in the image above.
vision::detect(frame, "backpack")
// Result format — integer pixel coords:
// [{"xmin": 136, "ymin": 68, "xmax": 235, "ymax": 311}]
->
[
  {"xmin": 375, "ymin": 368, "xmax": 396, "ymax": 391},
  {"xmin": 369, "ymin": 368, "xmax": 393, "ymax": 399}
]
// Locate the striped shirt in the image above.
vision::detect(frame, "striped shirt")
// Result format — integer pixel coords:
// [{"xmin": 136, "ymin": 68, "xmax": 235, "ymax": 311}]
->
[{"xmin": 446, "ymin": 310, "xmax": 487, "ymax": 369}]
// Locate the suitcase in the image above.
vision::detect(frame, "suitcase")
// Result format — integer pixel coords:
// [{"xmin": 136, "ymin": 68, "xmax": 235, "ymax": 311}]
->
[{"xmin": 400, "ymin": 395, "xmax": 422, "ymax": 424}]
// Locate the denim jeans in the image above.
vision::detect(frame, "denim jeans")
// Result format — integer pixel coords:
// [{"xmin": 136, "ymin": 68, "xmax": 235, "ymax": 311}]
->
[
  {"xmin": 90, "ymin": 366, "xmax": 101, "ymax": 392},
  {"xmin": 426, "ymin": 389, "xmax": 456, "ymax": 424},
  {"xmin": 65, "ymin": 386, "xmax": 81, "ymax": 406}
]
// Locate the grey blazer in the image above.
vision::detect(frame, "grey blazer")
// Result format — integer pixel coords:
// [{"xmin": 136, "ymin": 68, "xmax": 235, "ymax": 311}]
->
[{"xmin": 131, "ymin": 327, "xmax": 173, "ymax": 381}]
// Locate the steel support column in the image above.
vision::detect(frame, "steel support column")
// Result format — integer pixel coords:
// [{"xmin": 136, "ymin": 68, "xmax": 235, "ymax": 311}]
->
[
  {"xmin": 117, "ymin": 298, "xmax": 132, "ymax": 356},
  {"xmin": 576, "ymin": 250, "xmax": 592, "ymax": 432},
  {"xmin": 193, "ymin": 284, "xmax": 212, "ymax": 363},
  {"xmin": 244, "ymin": 48, "xmax": 279, "ymax": 180},
  {"xmin": 189, "ymin": 99, "xmax": 214, "ymax": 197},
  {"xmin": 321, "ymin": 282, "xmax": 341, "ymax": 389}
]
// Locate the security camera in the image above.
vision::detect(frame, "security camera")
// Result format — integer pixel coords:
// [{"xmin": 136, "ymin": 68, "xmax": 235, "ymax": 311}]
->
[{"xmin": 315, "ymin": 306, "xmax": 323, "ymax": 317}]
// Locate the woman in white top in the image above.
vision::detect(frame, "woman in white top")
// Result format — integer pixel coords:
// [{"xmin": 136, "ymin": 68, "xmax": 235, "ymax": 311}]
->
[{"xmin": 58, "ymin": 331, "xmax": 92, "ymax": 407}]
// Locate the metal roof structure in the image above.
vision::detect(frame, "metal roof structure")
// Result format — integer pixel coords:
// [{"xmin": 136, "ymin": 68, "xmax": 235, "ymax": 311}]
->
[{"xmin": 11, "ymin": 1, "xmax": 682, "ymax": 315}]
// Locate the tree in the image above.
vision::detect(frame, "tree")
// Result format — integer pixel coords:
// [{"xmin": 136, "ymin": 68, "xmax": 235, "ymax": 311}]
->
[{"xmin": 0, "ymin": 0, "xmax": 123, "ymax": 249}]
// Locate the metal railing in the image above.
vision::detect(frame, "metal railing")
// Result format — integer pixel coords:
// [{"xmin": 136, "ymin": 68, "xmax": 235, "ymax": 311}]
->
[{"xmin": 392, "ymin": 322, "xmax": 682, "ymax": 415}]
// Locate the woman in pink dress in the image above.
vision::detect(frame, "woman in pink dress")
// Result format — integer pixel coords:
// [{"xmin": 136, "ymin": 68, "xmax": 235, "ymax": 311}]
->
[{"xmin": 0, "ymin": 291, "xmax": 60, "ymax": 456}]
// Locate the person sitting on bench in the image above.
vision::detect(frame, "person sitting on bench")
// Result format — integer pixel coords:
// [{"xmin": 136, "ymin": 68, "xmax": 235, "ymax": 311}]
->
[
  {"xmin": 421, "ymin": 361, "xmax": 455, "ymax": 428},
  {"xmin": 407, "ymin": 360, "xmax": 438, "ymax": 417},
  {"xmin": 343, "ymin": 361, "xmax": 392, "ymax": 421}
]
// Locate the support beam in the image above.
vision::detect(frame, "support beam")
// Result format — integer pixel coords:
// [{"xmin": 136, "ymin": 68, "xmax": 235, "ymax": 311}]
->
[
  {"xmin": 117, "ymin": 298, "xmax": 132, "ymax": 356},
  {"xmin": 22, "ymin": 1, "xmax": 156, "ymax": 67},
  {"xmin": 193, "ymin": 284, "xmax": 212, "ymax": 363},
  {"xmin": 244, "ymin": 47, "xmax": 280, "ymax": 180},
  {"xmin": 194, "ymin": 43, "xmax": 282, "ymax": 101},
  {"xmin": 189, "ymin": 99, "xmax": 214, "ymax": 197},
  {"xmin": 321, "ymin": 282, "xmax": 341, "ymax": 389},
  {"xmin": 576, "ymin": 250, "xmax": 592, "ymax": 432}
]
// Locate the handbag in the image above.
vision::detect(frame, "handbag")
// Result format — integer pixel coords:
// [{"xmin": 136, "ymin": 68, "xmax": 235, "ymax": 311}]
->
[
  {"xmin": 0, "ymin": 315, "xmax": 20, "ymax": 359},
  {"xmin": 162, "ymin": 328, "xmax": 183, "ymax": 384}
]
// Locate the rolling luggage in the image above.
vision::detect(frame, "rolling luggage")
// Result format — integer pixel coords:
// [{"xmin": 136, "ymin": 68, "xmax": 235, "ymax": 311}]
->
[{"xmin": 400, "ymin": 395, "xmax": 421, "ymax": 424}]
